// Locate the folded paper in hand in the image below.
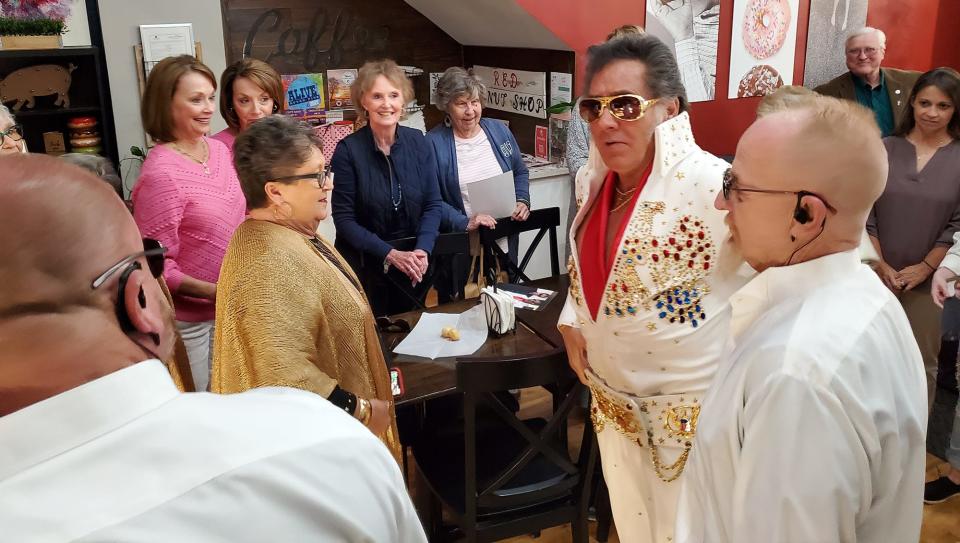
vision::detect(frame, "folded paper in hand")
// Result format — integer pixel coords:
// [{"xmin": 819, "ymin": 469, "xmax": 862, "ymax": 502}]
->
[
  {"xmin": 392, "ymin": 304, "xmax": 488, "ymax": 359},
  {"xmin": 466, "ymin": 170, "xmax": 516, "ymax": 219}
]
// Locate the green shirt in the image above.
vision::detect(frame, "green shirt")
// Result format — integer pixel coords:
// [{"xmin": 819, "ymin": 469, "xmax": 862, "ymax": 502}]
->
[{"xmin": 852, "ymin": 71, "xmax": 895, "ymax": 137}]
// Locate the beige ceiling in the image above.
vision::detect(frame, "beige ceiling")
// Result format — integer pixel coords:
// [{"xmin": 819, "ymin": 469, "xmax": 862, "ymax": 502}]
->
[{"xmin": 403, "ymin": 0, "xmax": 570, "ymax": 50}]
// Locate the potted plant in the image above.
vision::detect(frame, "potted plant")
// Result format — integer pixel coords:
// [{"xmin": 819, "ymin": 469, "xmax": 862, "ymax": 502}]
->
[{"xmin": 0, "ymin": 0, "xmax": 71, "ymax": 50}]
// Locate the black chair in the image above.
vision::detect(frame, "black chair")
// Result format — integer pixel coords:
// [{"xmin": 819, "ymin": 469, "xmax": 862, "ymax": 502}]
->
[
  {"xmin": 479, "ymin": 207, "xmax": 561, "ymax": 284},
  {"xmin": 357, "ymin": 232, "xmax": 471, "ymax": 311},
  {"xmin": 413, "ymin": 348, "xmax": 598, "ymax": 542}
]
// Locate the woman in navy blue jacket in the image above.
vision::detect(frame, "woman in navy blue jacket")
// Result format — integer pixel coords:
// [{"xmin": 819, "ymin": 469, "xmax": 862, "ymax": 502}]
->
[
  {"xmin": 331, "ymin": 60, "xmax": 442, "ymax": 316},
  {"xmin": 425, "ymin": 67, "xmax": 530, "ymax": 233}
]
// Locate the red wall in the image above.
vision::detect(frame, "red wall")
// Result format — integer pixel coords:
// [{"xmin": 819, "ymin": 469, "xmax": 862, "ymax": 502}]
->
[{"xmin": 515, "ymin": 0, "xmax": 956, "ymax": 157}]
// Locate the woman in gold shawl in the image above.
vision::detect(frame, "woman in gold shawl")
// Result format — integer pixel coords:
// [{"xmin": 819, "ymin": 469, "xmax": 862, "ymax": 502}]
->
[{"xmin": 211, "ymin": 115, "xmax": 399, "ymax": 462}]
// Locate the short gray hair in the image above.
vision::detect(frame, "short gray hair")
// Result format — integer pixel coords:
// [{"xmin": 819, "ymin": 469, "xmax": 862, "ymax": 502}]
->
[
  {"xmin": 435, "ymin": 67, "xmax": 487, "ymax": 113},
  {"xmin": 584, "ymin": 33, "xmax": 689, "ymax": 113},
  {"xmin": 0, "ymin": 104, "xmax": 15, "ymax": 125},
  {"xmin": 846, "ymin": 27, "xmax": 886, "ymax": 49},
  {"xmin": 233, "ymin": 114, "xmax": 321, "ymax": 210},
  {"xmin": 59, "ymin": 153, "xmax": 123, "ymax": 197}
]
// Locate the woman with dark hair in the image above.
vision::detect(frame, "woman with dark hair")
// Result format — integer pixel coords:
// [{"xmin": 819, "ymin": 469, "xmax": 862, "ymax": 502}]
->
[
  {"xmin": 210, "ymin": 58, "xmax": 284, "ymax": 153},
  {"xmin": 867, "ymin": 66, "xmax": 960, "ymax": 409},
  {"xmin": 132, "ymin": 55, "xmax": 246, "ymax": 392},
  {"xmin": 557, "ymin": 33, "xmax": 746, "ymax": 542},
  {"xmin": 211, "ymin": 114, "xmax": 400, "ymax": 463}
]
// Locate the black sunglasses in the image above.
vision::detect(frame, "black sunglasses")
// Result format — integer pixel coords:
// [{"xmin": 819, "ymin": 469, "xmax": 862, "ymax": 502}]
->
[
  {"xmin": 721, "ymin": 168, "xmax": 837, "ymax": 213},
  {"xmin": 272, "ymin": 164, "xmax": 333, "ymax": 189},
  {"xmin": 91, "ymin": 238, "xmax": 166, "ymax": 290}
]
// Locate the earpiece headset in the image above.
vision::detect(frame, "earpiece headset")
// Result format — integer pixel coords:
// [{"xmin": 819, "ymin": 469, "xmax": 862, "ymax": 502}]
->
[{"xmin": 793, "ymin": 202, "xmax": 810, "ymax": 224}]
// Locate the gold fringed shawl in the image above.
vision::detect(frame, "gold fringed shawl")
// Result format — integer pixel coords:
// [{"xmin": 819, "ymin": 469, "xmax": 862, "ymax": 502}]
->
[
  {"xmin": 211, "ymin": 219, "xmax": 401, "ymax": 463},
  {"xmin": 158, "ymin": 277, "xmax": 195, "ymax": 392}
]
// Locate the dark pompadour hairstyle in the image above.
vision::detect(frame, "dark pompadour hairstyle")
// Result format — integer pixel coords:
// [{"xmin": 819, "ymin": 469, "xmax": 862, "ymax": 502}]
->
[{"xmin": 583, "ymin": 33, "xmax": 689, "ymax": 114}]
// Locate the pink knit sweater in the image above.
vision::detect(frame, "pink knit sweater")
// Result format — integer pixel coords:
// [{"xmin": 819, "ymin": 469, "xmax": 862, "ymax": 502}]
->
[
  {"xmin": 210, "ymin": 129, "xmax": 236, "ymax": 156},
  {"xmin": 132, "ymin": 138, "xmax": 247, "ymax": 322}
]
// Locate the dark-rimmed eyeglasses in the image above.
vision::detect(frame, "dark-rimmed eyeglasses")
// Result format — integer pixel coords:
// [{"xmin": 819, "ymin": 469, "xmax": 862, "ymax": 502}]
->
[
  {"xmin": 578, "ymin": 94, "xmax": 659, "ymax": 123},
  {"xmin": 722, "ymin": 168, "xmax": 837, "ymax": 213},
  {"xmin": 0, "ymin": 124, "xmax": 24, "ymax": 146},
  {"xmin": 91, "ymin": 238, "xmax": 167, "ymax": 290},
  {"xmin": 272, "ymin": 165, "xmax": 334, "ymax": 189}
]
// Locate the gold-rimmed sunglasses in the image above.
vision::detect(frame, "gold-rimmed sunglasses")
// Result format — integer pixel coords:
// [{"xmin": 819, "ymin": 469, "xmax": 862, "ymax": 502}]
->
[
  {"xmin": 272, "ymin": 164, "xmax": 334, "ymax": 189},
  {"xmin": 578, "ymin": 94, "xmax": 659, "ymax": 123}
]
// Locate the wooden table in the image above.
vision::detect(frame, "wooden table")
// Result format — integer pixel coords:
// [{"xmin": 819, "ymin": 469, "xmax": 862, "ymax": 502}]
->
[{"xmin": 386, "ymin": 276, "xmax": 569, "ymax": 407}]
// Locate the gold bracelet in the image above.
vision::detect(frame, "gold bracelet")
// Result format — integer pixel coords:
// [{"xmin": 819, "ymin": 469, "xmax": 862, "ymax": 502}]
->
[{"xmin": 356, "ymin": 398, "xmax": 372, "ymax": 426}]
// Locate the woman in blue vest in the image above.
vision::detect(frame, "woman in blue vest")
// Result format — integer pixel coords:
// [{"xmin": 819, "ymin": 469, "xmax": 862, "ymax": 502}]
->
[{"xmin": 425, "ymin": 67, "xmax": 530, "ymax": 298}]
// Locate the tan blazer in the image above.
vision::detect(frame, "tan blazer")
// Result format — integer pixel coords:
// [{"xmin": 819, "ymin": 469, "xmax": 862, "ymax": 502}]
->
[{"xmin": 814, "ymin": 68, "xmax": 921, "ymax": 129}]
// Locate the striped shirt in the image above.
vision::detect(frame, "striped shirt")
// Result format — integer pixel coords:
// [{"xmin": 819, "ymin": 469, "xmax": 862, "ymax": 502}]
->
[{"xmin": 455, "ymin": 130, "xmax": 503, "ymax": 217}]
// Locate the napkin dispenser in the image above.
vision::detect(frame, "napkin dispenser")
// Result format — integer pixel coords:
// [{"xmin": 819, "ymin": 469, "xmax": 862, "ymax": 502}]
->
[{"xmin": 480, "ymin": 287, "xmax": 516, "ymax": 337}]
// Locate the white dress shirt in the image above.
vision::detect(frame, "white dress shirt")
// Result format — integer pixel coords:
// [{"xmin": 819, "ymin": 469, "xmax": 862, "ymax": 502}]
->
[
  {"xmin": 0, "ymin": 360, "xmax": 426, "ymax": 543},
  {"xmin": 676, "ymin": 250, "xmax": 927, "ymax": 543}
]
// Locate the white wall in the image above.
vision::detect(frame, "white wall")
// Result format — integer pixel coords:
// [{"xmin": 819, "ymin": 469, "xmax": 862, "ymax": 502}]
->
[
  {"xmin": 97, "ymin": 0, "xmax": 228, "ymax": 188},
  {"xmin": 63, "ymin": 0, "xmax": 92, "ymax": 46}
]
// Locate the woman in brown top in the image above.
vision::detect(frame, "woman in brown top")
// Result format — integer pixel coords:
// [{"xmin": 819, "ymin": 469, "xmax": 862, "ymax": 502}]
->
[
  {"xmin": 866, "ymin": 67, "xmax": 960, "ymax": 406},
  {"xmin": 211, "ymin": 115, "xmax": 400, "ymax": 462}
]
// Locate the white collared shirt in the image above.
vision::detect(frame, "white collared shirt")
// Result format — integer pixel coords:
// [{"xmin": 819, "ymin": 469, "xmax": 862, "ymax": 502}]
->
[
  {"xmin": 675, "ymin": 250, "xmax": 927, "ymax": 543},
  {"xmin": 0, "ymin": 360, "xmax": 426, "ymax": 543}
]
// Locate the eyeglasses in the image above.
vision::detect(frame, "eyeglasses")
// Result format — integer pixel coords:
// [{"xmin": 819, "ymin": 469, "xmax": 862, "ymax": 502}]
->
[
  {"xmin": 272, "ymin": 165, "xmax": 334, "ymax": 189},
  {"xmin": 845, "ymin": 47, "xmax": 879, "ymax": 58},
  {"xmin": 578, "ymin": 94, "xmax": 659, "ymax": 123},
  {"xmin": 0, "ymin": 124, "xmax": 24, "ymax": 146},
  {"xmin": 722, "ymin": 168, "xmax": 837, "ymax": 213},
  {"xmin": 91, "ymin": 238, "xmax": 167, "ymax": 290}
]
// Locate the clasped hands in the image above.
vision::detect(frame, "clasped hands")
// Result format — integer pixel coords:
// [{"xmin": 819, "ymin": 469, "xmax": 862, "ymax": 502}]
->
[
  {"xmin": 386, "ymin": 248, "xmax": 429, "ymax": 284},
  {"xmin": 874, "ymin": 260, "xmax": 933, "ymax": 293}
]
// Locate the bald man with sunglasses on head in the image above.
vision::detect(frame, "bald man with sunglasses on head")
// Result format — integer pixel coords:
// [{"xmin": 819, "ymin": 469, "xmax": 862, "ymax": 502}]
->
[
  {"xmin": 0, "ymin": 154, "xmax": 426, "ymax": 542},
  {"xmin": 675, "ymin": 96, "xmax": 926, "ymax": 543}
]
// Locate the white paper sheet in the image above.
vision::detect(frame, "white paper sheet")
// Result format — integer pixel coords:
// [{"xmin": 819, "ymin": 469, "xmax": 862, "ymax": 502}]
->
[
  {"xmin": 466, "ymin": 170, "xmax": 516, "ymax": 219},
  {"xmin": 392, "ymin": 305, "xmax": 488, "ymax": 360}
]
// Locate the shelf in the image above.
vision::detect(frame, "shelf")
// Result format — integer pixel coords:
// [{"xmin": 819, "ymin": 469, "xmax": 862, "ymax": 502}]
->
[
  {"xmin": 13, "ymin": 106, "xmax": 101, "ymax": 119},
  {"xmin": 0, "ymin": 46, "xmax": 98, "ymax": 58}
]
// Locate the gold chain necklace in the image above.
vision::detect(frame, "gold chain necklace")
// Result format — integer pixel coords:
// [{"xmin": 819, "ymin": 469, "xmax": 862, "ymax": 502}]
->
[
  {"xmin": 171, "ymin": 138, "xmax": 210, "ymax": 175},
  {"xmin": 611, "ymin": 183, "xmax": 637, "ymax": 213}
]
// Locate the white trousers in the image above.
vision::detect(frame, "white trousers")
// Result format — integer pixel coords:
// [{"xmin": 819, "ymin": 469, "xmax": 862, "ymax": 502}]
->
[
  {"xmin": 176, "ymin": 320, "xmax": 214, "ymax": 392},
  {"xmin": 597, "ymin": 425, "xmax": 684, "ymax": 543}
]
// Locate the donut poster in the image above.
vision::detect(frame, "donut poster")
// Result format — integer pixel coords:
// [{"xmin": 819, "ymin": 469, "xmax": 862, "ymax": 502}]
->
[{"xmin": 727, "ymin": 0, "xmax": 800, "ymax": 99}]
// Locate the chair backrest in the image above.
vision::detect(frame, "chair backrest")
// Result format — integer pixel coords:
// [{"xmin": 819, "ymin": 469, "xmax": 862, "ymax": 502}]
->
[
  {"xmin": 479, "ymin": 207, "xmax": 560, "ymax": 283},
  {"xmin": 455, "ymin": 348, "xmax": 593, "ymax": 516},
  {"xmin": 388, "ymin": 232, "xmax": 470, "ymax": 256},
  {"xmin": 357, "ymin": 232, "xmax": 471, "ymax": 309}
]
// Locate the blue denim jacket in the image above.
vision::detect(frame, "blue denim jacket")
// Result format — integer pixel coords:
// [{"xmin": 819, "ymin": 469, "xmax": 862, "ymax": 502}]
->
[
  {"xmin": 331, "ymin": 125, "xmax": 442, "ymax": 262},
  {"xmin": 425, "ymin": 118, "xmax": 530, "ymax": 232}
]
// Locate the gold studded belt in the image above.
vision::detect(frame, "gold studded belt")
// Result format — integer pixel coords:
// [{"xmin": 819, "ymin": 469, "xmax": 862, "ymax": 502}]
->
[{"xmin": 585, "ymin": 369, "xmax": 701, "ymax": 483}]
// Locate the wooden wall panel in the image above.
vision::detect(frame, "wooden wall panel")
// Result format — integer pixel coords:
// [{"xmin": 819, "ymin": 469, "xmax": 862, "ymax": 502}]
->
[{"xmin": 221, "ymin": 0, "xmax": 463, "ymax": 129}]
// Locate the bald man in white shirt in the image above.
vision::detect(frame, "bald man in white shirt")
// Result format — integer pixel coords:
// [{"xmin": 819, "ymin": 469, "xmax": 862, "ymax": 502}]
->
[
  {"xmin": 0, "ymin": 154, "xmax": 426, "ymax": 542},
  {"xmin": 675, "ymin": 96, "xmax": 927, "ymax": 542}
]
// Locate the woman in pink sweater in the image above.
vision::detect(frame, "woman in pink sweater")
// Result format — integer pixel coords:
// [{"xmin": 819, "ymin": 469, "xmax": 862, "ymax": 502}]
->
[{"xmin": 133, "ymin": 55, "xmax": 246, "ymax": 391}]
